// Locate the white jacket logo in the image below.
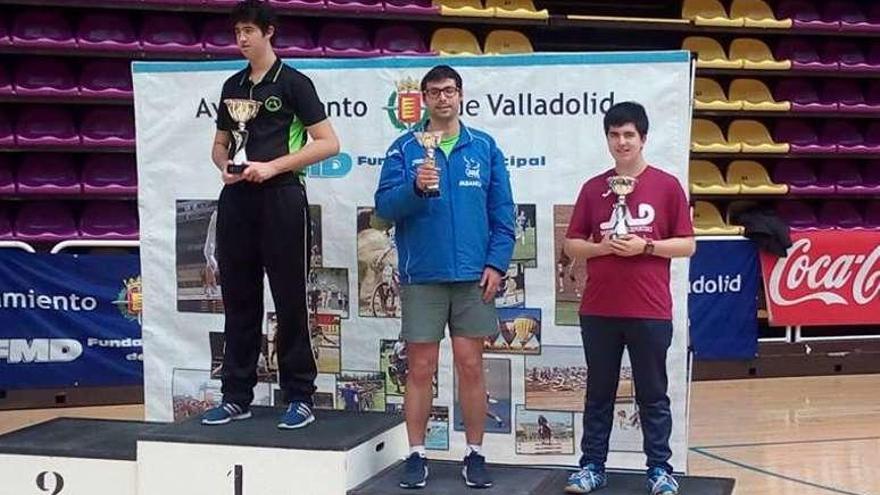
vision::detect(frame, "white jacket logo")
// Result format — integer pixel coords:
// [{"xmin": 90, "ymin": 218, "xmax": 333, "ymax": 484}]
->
[
  {"xmin": 599, "ymin": 203, "xmax": 655, "ymax": 231},
  {"xmin": 768, "ymin": 238, "xmax": 880, "ymax": 306},
  {"xmin": 464, "ymin": 156, "xmax": 481, "ymax": 179}
]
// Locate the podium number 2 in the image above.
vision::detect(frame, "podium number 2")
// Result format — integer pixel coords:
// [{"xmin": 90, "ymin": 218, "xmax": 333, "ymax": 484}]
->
[
  {"xmin": 36, "ymin": 471, "xmax": 64, "ymax": 495},
  {"xmin": 228, "ymin": 464, "xmax": 243, "ymax": 495}
]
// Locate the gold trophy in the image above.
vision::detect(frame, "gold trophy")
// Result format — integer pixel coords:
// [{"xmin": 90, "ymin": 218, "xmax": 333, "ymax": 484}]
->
[
  {"xmin": 414, "ymin": 130, "xmax": 444, "ymax": 198},
  {"xmin": 607, "ymin": 175, "xmax": 637, "ymax": 239},
  {"xmin": 224, "ymin": 98, "xmax": 262, "ymax": 174}
]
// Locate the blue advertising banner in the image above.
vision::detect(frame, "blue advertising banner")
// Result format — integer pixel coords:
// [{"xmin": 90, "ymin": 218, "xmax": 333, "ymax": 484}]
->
[
  {"xmin": 0, "ymin": 251, "xmax": 142, "ymax": 389},
  {"xmin": 689, "ymin": 239, "xmax": 759, "ymax": 360}
]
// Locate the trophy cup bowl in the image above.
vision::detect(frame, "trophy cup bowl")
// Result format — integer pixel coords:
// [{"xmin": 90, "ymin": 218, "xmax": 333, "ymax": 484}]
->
[
  {"xmin": 414, "ymin": 130, "xmax": 444, "ymax": 197},
  {"xmin": 606, "ymin": 175, "xmax": 637, "ymax": 239},
  {"xmin": 225, "ymin": 98, "xmax": 262, "ymax": 174}
]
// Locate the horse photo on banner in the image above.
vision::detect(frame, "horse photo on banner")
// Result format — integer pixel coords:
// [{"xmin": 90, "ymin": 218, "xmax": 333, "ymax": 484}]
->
[{"xmin": 134, "ymin": 52, "xmax": 694, "ymax": 471}]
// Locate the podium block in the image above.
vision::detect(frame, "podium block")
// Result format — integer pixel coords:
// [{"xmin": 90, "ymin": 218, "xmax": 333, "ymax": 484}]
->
[
  {"xmin": 138, "ymin": 407, "xmax": 407, "ymax": 495},
  {"xmin": 0, "ymin": 418, "xmax": 149, "ymax": 495}
]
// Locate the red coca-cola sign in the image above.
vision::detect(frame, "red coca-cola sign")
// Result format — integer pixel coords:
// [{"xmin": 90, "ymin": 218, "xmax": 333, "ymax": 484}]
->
[{"xmin": 760, "ymin": 231, "xmax": 880, "ymax": 326}]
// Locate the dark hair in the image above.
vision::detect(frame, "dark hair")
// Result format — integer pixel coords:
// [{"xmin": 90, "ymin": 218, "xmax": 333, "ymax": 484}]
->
[
  {"xmin": 230, "ymin": 0, "xmax": 277, "ymax": 36},
  {"xmin": 420, "ymin": 65, "xmax": 462, "ymax": 92},
  {"xmin": 603, "ymin": 101, "xmax": 649, "ymax": 137}
]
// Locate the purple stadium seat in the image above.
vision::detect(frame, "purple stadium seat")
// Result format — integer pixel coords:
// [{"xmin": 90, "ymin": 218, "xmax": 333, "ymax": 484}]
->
[
  {"xmin": 76, "ymin": 12, "xmax": 140, "ymax": 52},
  {"xmin": 864, "ymin": 160, "xmax": 880, "ymax": 187},
  {"xmin": 821, "ymin": 121, "xmax": 870, "ymax": 153},
  {"xmin": 80, "ymin": 108, "xmax": 135, "ymax": 148},
  {"xmin": 384, "ymin": 0, "xmax": 437, "ymax": 14},
  {"xmin": 201, "ymin": 18, "xmax": 239, "ymax": 55},
  {"xmin": 776, "ymin": 200, "xmax": 819, "ymax": 231},
  {"xmin": 775, "ymin": 79, "xmax": 837, "ymax": 113},
  {"xmin": 0, "ymin": 65, "xmax": 13, "ymax": 96},
  {"xmin": 819, "ymin": 159, "xmax": 872, "ymax": 195},
  {"xmin": 14, "ymin": 106, "xmax": 80, "ymax": 147},
  {"xmin": 0, "ymin": 155, "xmax": 15, "ymax": 195},
  {"xmin": 318, "ymin": 23, "xmax": 379, "ymax": 57},
  {"xmin": 268, "ymin": 0, "xmax": 326, "ymax": 10},
  {"xmin": 141, "ymin": 15, "xmax": 201, "ymax": 54},
  {"xmin": 772, "ymin": 160, "xmax": 835, "ymax": 194},
  {"xmin": 777, "ymin": 0, "xmax": 839, "ymax": 31},
  {"xmin": 274, "ymin": 19, "xmax": 323, "ymax": 57},
  {"xmin": 0, "ymin": 112, "xmax": 14, "ymax": 147},
  {"xmin": 16, "ymin": 154, "xmax": 81, "ymax": 195},
  {"xmin": 868, "ymin": 42, "xmax": 880, "ymax": 67},
  {"xmin": 774, "ymin": 120, "xmax": 835, "ymax": 153},
  {"xmin": 375, "ymin": 25, "xmax": 430, "ymax": 56},
  {"xmin": 0, "ymin": 18, "xmax": 11, "ymax": 46},
  {"xmin": 14, "ymin": 201, "xmax": 79, "ymax": 241},
  {"xmin": 818, "ymin": 200, "xmax": 863, "ymax": 229},
  {"xmin": 821, "ymin": 40, "xmax": 875, "ymax": 72},
  {"xmin": 821, "ymin": 80, "xmax": 880, "ymax": 113},
  {"xmin": 775, "ymin": 39, "xmax": 837, "ymax": 72},
  {"xmin": 326, "ymin": 0, "xmax": 383, "ymax": 12},
  {"xmin": 79, "ymin": 201, "xmax": 138, "ymax": 240},
  {"xmin": 80, "ymin": 60, "xmax": 133, "ymax": 99},
  {"xmin": 13, "ymin": 58, "xmax": 79, "ymax": 97},
  {"xmin": 11, "ymin": 10, "xmax": 77, "ymax": 49},
  {"xmin": 823, "ymin": 0, "xmax": 880, "ymax": 33},
  {"xmin": 865, "ymin": 201, "xmax": 880, "ymax": 228},
  {"xmin": 864, "ymin": 122, "xmax": 880, "ymax": 152},
  {"xmin": 82, "ymin": 154, "xmax": 137, "ymax": 196},
  {"xmin": 0, "ymin": 204, "xmax": 13, "ymax": 240}
]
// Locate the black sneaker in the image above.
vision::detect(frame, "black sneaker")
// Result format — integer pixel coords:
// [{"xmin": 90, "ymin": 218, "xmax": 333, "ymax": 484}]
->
[
  {"xmin": 399, "ymin": 453, "xmax": 428, "ymax": 489},
  {"xmin": 462, "ymin": 451, "xmax": 493, "ymax": 489}
]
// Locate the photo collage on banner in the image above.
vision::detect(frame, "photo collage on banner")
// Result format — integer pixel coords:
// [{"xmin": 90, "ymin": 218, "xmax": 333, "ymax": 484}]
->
[
  {"xmin": 175, "ymin": 200, "xmax": 223, "ymax": 314},
  {"xmin": 137, "ymin": 53, "xmax": 693, "ymax": 470}
]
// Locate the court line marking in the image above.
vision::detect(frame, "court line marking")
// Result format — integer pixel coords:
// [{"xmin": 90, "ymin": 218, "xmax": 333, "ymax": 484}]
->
[
  {"xmin": 692, "ymin": 436, "xmax": 880, "ymax": 450},
  {"xmin": 690, "ymin": 447, "xmax": 870, "ymax": 495}
]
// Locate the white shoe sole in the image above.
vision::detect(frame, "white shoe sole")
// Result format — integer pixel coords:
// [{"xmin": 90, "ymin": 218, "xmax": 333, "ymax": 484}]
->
[
  {"xmin": 201, "ymin": 411, "xmax": 252, "ymax": 425},
  {"xmin": 399, "ymin": 466, "xmax": 428, "ymax": 489},
  {"xmin": 277, "ymin": 414, "xmax": 315, "ymax": 430}
]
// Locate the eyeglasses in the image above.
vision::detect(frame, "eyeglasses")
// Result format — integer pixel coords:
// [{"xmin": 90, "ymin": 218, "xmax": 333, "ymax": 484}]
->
[{"xmin": 423, "ymin": 86, "xmax": 460, "ymax": 98}]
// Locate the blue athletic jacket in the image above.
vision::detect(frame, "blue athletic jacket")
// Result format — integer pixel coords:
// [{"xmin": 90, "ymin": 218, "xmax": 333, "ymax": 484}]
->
[{"xmin": 374, "ymin": 122, "xmax": 515, "ymax": 284}]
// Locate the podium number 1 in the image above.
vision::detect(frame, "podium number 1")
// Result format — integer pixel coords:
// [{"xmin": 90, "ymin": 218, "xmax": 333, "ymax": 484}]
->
[
  {"xmin": 229, "ymin": 464, "xmax": 243, "ymax": 495},
  {"xmin": 36, "ymin": 471, "xmax": 64, "ymax": 495}
]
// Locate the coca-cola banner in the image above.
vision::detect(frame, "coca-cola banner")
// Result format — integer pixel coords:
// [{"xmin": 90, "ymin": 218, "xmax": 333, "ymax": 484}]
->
[{"xmin": 760, "ymin": 231, "xmax": 880, "ymax": 326}]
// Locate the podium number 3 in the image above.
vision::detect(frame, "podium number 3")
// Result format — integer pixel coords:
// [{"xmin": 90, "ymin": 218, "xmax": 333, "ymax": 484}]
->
[
  {"xmin": 228, "ymin": 464, "xmax": 243, "ymax": 495},
  {"xmin": 36, "ymin": 471, "xmax": 64, "ymax": 495}
]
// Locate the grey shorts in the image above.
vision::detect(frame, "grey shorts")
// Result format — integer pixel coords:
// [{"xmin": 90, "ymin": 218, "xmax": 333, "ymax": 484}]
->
[{"xmin": 400, "ymin": 282, "xmax": 498, "ymax": 343}]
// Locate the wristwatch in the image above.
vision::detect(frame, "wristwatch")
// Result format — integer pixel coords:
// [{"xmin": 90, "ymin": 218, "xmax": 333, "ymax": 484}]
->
[{"xmin": 643, "ymin": 238, "xmax": 655, "ymax": 256}]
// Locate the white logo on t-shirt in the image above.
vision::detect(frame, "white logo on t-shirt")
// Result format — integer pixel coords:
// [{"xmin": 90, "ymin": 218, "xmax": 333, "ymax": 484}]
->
[{"xmin": 599, "ymin": 203, "xmax": 656, "ymax": 233}]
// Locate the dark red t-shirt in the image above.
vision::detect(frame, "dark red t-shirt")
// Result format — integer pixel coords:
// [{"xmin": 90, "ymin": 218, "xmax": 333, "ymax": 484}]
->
[{"xmin": 566, "ymin": 166, "xmax": 694, "ymax": 320}]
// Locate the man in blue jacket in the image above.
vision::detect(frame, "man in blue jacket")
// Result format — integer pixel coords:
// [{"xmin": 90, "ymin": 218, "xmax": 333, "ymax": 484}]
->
[{"xmin": 375, "ymin": 65, "xmax": 515, "ymax": 490}]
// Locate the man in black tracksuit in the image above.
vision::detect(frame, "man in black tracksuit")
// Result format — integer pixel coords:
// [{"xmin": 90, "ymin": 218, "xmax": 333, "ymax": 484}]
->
[{"xmin": 201, "ymin": 0, "xmax": 339, "ymax": 429}]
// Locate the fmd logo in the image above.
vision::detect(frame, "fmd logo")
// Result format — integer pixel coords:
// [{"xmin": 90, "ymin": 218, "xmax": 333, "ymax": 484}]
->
[
  {"xmin": 308, "ymin": 153, "xmax": 352, "ymax": 178},
  {"xmin": 0, "ymin": 339, "xmax": 83, "ymax": 363}
]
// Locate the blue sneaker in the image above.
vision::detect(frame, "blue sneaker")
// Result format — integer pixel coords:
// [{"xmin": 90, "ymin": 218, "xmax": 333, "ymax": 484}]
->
[
  {"xmin": 277, "ymin": 401, "xmax": 315, "ymax": 429},
  {"xmin": 461, "ymin": 451, "xmax": 493, "ymax": 488},
  {"xmin": 647, "ymin": 467, "xmax": 679, "ymax": 495},
  {"xmin": 201, "ymin": 402, "xmax": 251, "ymax": 425},
  {"xmin": 564, "ymin": 464, "xmax": 608, "ymax": 493},
  {"xmin": 399, "ymin": 453, "xmax": 428, "ymax": 489}
]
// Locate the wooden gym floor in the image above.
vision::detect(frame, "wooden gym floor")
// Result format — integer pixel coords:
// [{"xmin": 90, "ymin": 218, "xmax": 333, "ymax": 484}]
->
[{"xmin": 1, "ymin": 374, "xmax": 878, "ymax": 494}]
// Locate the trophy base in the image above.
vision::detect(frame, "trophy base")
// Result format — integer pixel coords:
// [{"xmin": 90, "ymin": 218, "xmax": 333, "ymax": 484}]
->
[
  {"xmin": 424, "ymin": 188, "xmax": 440, "ymax": 198},
  {"xmin": 227, "ymin": 164, "xmax": 248, "ymax": 174}
]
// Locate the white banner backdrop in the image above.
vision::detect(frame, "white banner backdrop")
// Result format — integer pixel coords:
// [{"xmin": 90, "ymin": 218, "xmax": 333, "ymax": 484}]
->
[{"xmin": 134, "ymin": 52, "xmax": 694, "ymax": 472}]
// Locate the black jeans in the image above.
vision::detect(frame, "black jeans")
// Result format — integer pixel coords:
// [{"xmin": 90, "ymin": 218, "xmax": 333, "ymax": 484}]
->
[
  {"xmin": 216, "ymin": 175, "xmax": 316, "ymax": 406},
  {"xmin": 578, "ymin": 315, "xmax": 673, "ymax": 473}
]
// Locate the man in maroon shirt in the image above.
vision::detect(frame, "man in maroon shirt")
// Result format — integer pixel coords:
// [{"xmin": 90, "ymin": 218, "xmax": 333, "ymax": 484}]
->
[{"xmin": 562, "ymin": 102, "xmax": 695, "ymax": 495}]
